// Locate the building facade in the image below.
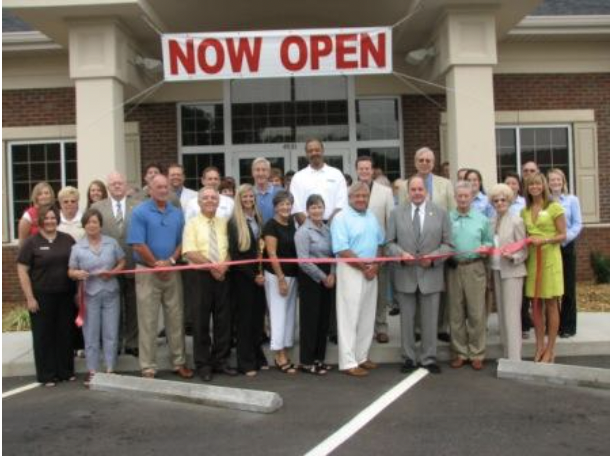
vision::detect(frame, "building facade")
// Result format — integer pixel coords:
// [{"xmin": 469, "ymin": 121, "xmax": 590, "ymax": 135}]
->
[{"xmin": 3, "ymin": 0, "xmax": 610, "ymax": 303}]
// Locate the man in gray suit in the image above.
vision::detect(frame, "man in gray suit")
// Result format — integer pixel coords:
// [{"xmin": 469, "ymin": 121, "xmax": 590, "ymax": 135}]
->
[
  {"xmin": 91, "ymin": 171, "xmax": 139, "ymax": 357},
  {"xmin": 386, "ymin": 175, "xmax": 452, "ymax": 374}
]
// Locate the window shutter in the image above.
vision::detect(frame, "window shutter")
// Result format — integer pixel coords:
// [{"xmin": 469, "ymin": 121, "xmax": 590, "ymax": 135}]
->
[
  {"xmin": 124, "ymin": 124, "xmax": 141, "ymax": 191},
  {"xmin": 573, "ymin": 122, "xmax": 599, "ymax": 223}
]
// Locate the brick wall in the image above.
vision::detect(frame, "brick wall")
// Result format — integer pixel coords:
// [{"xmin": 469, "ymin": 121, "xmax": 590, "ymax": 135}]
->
[
  {"xmin": 125, "ymin": 102, "xmax": 178, "ymax": 181},
  {"xmin": 494, "ymin": 73, "xmax": 610, "ymax": 223},
  {"xmin": 2, "ymin": 88, "xmax": 76, "ymax": 127},
  {"xmin": 575, "ymin": 226, "xmax": 610, "ymax": 282},
  {"xmin": 2, "ymin": 245, "xmax": 23, "ymax": 304}
]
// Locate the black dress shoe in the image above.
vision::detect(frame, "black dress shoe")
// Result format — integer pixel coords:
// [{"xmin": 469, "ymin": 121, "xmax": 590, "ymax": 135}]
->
[
  {"xmin": 389, "ymin": 308, "xmax": 400, "ymax": 316},
  {"xmin": 437, "ymin": 332, "xmax": 451, "ymax": 343},
  {"xmin": 328, "ymin": 335, "xmax": 338, "ymax": 345},
  {"xmin": 422, "ymin": 363, "xmax": 441, "ymax": 374},
  {"xmin": 199, "ymin": 368, "xmax": 213, "ymax": 382},
  {"xmin": 415, "ymin": 333, "xmax": 421, "ymax": 342},
  {"xmin": 125, "ymin": 347, "xmax": 139, "ymax": 357},
  {"xmin": 213, "ymin": 365, "xmax": 238, "ymax": 376},
  {"xmin": 401, "ymin": 359, "xmax": 418, "ymax": 374}
]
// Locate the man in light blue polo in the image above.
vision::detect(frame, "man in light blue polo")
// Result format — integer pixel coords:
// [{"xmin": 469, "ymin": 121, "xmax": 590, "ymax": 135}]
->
[
  {"xmin": 128, "ymin": 174, "xmax": 193, "ymax": 380},
  {"xmin": 331, "ymin": 182, "xmax": 385, "ymax": 377},
  {"xmin": 252, "ymin": 157, "xmax": 281, "ymax": 224}
]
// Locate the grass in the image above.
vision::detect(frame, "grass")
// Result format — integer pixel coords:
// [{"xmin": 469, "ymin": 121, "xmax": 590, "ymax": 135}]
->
[{"xmin": 2, "ymin": 306, "xmax": 31, "ymax": 332}]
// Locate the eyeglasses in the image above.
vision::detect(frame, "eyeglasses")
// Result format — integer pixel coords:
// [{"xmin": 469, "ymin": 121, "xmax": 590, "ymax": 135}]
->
[
  {"xmin": 418, "ymin": 159, "xmax": 433, "ymax": 163},
  {"xmin": 62, "ymin": 200, "xmax": 77, "ymax": 204}
]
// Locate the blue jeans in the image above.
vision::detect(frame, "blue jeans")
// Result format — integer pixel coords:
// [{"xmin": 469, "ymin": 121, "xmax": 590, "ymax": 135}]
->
[{"xmin": 83, "ymin": 290, "xmax": 120, "ymax": 372}]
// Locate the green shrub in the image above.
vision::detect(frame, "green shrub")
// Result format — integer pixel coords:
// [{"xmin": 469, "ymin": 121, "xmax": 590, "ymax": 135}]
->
[
  {"xmin": 591, "ymin": 252, "xmax": 610, "ymax": 284},
  {"xmin": 2, "ymin": 307, "xmax": 31, "ymax": 332}
]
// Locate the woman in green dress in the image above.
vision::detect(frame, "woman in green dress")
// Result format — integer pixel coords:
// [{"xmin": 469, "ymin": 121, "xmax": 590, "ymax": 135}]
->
[{"xmin": 521, "ymin": 172, "xmax": 566, "ymax": 363}]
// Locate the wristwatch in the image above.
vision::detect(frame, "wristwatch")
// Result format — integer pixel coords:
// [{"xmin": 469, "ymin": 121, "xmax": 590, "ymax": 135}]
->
[{"xmin": 168, "ymin": 257, "xmax": 176, "ymax": 266}]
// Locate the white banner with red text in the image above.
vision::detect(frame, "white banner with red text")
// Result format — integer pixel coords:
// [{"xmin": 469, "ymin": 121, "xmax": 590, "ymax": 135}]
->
[{"xmin": 162, "ymin": 27, "xmax": 392, "ymax": 81}]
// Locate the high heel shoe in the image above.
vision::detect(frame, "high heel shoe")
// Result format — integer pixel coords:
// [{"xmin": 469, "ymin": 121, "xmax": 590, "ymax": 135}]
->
[
  {"xmin": 534, "ymin": 349, "xmax": 545, "ymax": 362},
  {"xmin": 541, "ymin": 351, "xmax": 555, "ymax": 364}
]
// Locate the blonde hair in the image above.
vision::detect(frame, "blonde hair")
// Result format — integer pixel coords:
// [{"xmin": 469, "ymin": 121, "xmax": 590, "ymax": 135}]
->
[
  {"xmin": 233, "ymin": 184, "xmax": 262, "ymax": 252},
  {"xmin": 30, "ymin": 182, "xmax": 56, "ymax": 206},
  {"xmin": 58, "ymin": 186, "xmax": 80, "ymax": 203},
  {"xmin": 524, "ymin": 172, "xmax": 553, "ymax": 208},
  {"xmin": 488, "ymin": 183, "xmax": 515, "ymax": 204},
  {"xmin": 547, "ymin": 168, "xmax": 569, "ymax": 194}
]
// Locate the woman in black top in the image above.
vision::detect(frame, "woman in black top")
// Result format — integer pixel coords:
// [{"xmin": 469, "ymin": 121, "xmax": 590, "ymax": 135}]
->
[
  {"xmin": 17, "ymin": 205, "xmax": 76, "ymax": 386},
  {"xmin": 263, "ymin": 190, "xmax": 298, "ymax": 374},
  {"xmin": 228, "ymin": 184, "xmax": 268, "ymax": 376}
]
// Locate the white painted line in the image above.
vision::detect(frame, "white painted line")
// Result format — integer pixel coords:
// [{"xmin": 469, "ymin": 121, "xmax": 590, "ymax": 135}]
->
[
  {"xmin": 305, "ymin": 368, "xmax": 429, "ymax": 456},
  {"xmin": 2, "ymin": 382, "xmax": 40, "ymax": 399}
]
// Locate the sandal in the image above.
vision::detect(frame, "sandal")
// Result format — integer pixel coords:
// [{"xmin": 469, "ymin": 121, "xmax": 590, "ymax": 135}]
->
[
  {"xmin": 83, "ymin": 372, "xmax": 95, "ymax": 387},
  {"xmin": 244, "ymin": 370, "xmax": 258, "ymax": 377},
  {"xmin": 315, "ymin": 361, "xmax": 332, "ymax": 371},
  {"xmin": 274, "ymin": 359, "xmax": 297, "ymax": 374},
  {"xmin": 142, "ymin": 370, "xmax": 156, "ymax": 379},
  {"xmin": 43, "ymin": 382, "xmax": 56, "ymax": 388},
  {"xmin": 300, "ymin": 364, "xmax": 327, "ymax": 376}
]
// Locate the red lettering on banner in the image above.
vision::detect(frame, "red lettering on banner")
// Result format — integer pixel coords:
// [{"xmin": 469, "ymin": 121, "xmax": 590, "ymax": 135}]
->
[
  {"xmin": 169, "ymin": 38, "xmax": 195, "ymax": 75},
  {"xmin": 310, "ymin": 35, "xmax": 333, "ymax": 70},
  {"xmin": 360, "ymin": 33, "xmax": 386, "ymax": 68},
  {"xmin": 226, "ymin": 37, "xmax": 263, "ymax": 72},
  {"xmin": 197, "ymin": 39, "xmax": 225, "ymax": 74},
  {"xmin": 336, "ymin": 34, "xmax": 358, "ymax": 69},
  {"xmin": 280, "ymin": 36, "xmax": 308, "ymax": 71}
]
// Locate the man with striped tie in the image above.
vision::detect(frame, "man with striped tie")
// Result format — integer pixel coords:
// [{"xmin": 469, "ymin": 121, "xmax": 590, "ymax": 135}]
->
[{"xmin": 183, "ymin": 186, "xmax": 237, "ymax": 382}]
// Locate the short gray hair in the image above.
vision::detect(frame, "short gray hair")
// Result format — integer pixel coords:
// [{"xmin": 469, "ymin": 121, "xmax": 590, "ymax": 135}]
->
[
  {"xmin": 348, "ymin": 181, "xmax": 370, "ymax": 197},
  {"xmin": 414, "ymin": 147, "xmax": 435, "ymax": 163},
  {"xmin": 252, "ymin": 157, "xmax": 270, "ymax": 170},
  {"xmin": 198, "ymin": 185, "xmax": 219, "ymax": 198},
  {"xmin": 454, "ymin": 180, "xmax": 473, "ymax": 194}
]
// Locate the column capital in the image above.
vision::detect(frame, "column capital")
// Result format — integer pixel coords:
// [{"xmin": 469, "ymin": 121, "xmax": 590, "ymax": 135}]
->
[
  {"xmin": 68, "ymin": 19, "xmax": 130, "ymax": 83},
  {"xmin": 432, "ymin": 7, "xmax": 498, "ymax": 77}
]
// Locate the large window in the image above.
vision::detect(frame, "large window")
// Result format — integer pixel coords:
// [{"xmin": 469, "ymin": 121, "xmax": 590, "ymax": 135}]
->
[
  {"xmin": 231, "ymin": 77, "xmax": 349, "ymax": 144},
  {"xmin": 9, "ymin": 140, "xmax": 78, "ymax": 239},
  {"xmin": 182, "ymin": 153, "xmax": 225, "ymax": 191},
  {"xmin": 180, "ymin": 104, "xmax": 224, "ymax": 147},
  {"xmin": 496, "ymin": 126, "xmax": 572, "ymax": 186}
]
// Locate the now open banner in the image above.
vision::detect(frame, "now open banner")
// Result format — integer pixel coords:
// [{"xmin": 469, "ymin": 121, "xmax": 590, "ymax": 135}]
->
[{"xmin": 162, "ymin": 27, "xmax": 392, "ymax": 81}]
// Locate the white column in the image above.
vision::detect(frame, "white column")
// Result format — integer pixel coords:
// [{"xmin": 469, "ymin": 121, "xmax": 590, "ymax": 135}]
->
[
  {"xmin": 433, "ymin": 9, "xmax": 499, "ymax": 185},
  {"xmin": 446, "ymin": 65, "xmax": 497, "ymax": 185},
  {"xmin": 75, "ymin": 78, "xmax": 126, "ymax": 188}
]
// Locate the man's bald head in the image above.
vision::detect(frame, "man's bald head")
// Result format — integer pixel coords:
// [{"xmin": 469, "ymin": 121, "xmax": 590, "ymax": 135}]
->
[{"xmin": 106, "ymin": 171, "xmax": 127, "ymax": 199}]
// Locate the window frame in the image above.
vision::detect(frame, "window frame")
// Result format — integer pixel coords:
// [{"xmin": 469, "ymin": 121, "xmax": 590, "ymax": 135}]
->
[
  {"xmin": 7, "ymin": 138, "xmax": 77, "ymax": 242},
  {"xmin": 496, "ymin": 124, "xmax": 574, "ymax": 191}
]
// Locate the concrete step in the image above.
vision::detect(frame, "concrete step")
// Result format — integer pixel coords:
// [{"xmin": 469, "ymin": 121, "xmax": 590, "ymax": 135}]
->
[{"xmin": 3, "ymin": 313, "xmax": 610, "ymax": 377}]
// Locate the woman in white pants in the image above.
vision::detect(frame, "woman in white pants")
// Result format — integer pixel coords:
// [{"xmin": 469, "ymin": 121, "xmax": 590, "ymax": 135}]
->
[
  {"xmin": 263, "ymin": 191, "xmax": 299, "ymax": 374},
  {"xmin": 489, "ymin": 184, "xmax": 528, "ymax": 360}
]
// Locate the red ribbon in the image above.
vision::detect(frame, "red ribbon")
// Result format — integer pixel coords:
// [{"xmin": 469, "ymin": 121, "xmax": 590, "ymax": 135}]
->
[{"xmin": 75, "ymin": 238, "xmax": 534, "ymax": 327}]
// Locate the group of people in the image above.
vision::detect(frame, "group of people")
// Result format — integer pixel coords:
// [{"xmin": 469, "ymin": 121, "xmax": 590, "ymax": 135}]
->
[{"xmin": 17, "ymin": 138, "xmax": 582, "ymax": 386}]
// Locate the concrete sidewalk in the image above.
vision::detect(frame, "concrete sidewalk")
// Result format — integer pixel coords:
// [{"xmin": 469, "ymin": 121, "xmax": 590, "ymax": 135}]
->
[{"xmin": 3, "ymin": 312, "xmax": 610, "ymax": 377}]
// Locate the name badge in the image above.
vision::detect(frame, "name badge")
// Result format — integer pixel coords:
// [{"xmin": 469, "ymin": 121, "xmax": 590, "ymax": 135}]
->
[{"xmin": 39, "ymin": 246, "xmax": 50, "ymax": 251}]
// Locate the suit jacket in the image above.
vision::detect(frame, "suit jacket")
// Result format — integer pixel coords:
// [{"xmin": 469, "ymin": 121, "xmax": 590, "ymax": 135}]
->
[
  {"xmin": 367, "ymin": 182, "xmax": 394, "ymax": 234},
  {"xmin": 490, "ymin": 213, "xmax": 528, "ymax": 279},
  {"xmin": 91, "ymin": 196, "xmax": 137, "ymax": 269},
  {"xmin": 228, "ymin": 217, "xmax": 260, "ymax": 281},
  {"xmin": 399, "ymin": 174, "xmax": 455, "ymax": 211},
  {"xmin": 386, "ymin": 201, "xmax": 452, "ymax": 295}
]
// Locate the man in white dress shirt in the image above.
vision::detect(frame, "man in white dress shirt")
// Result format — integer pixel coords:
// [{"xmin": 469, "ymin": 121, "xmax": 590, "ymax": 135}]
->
[
  {"xmin": 355, "ymin": 156, "xmax": 394, "ymax": 344},
  {"xmin": 168, "ymin": 163, "xmax": 198, "ymax": 212},
  {"xmin": 185, "ymin": 166, "xmax": 234, "ymax": 221},
  {"xmin": 290, "ymin": 138, "xmax": 348, "ymax": 225}
]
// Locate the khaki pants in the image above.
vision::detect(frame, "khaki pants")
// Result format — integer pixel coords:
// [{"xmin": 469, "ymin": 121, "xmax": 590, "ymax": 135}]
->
[
  {"xmin": 336, "ymin": 263, "xmax": 377, "ymax": 370},
  {"xmin": 493, "ymin": 272, "xmax": 523, "ymax": 361},
  {"xmin": 448, "ymin": 261, "xmax": 487, "ymax": 361},
  {"xmin": 135, "ymin": 266, "xmax": 186, "ymax": 372}
]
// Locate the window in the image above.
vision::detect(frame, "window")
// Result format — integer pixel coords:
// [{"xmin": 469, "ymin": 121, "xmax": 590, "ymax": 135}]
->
[
  {"xmin": 9, "ymin": 140, "xmax": 78, "ymax": 239},
  {"xmin": 182, "ymin": 153, "xmax": 225, "ymax": 191},
  {"xmin": 357, "ymin": 148, "xmax": 401, "ymax": 182},
  {"xmin": 231, "ymin": 77, "xmax": 349, "ymax": 144},
  {"xmin": 496, "ymin": 126, "xmax": 572, "ymax": 186},
  {"xmin": 181, "ymin": 104, "xmax": 224, "ymax": 147}
]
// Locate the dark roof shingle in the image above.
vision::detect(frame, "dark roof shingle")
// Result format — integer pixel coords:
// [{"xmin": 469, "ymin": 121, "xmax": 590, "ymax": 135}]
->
[{"xmin": 532, "ymin": 0, "xmax": 610, "ymax": 16}]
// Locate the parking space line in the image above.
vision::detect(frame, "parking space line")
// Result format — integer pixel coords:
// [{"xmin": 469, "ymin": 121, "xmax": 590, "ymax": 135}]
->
[
  {"xmin": 304, "ymin": 368, "xmax": 429, "ymax": 456},
  {"xmin": 2, "ymin": 382, "xmax": 40, "ymax": 399}
]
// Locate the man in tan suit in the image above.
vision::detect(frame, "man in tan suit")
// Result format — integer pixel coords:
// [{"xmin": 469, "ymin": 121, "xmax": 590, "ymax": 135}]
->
[
  {"xmin": 91, "ymin": 171, "xmax": 139, "ymax": 356},
  {"xmin": 355, "ymin": 156, "xmax": 394, "ymax": 343}
]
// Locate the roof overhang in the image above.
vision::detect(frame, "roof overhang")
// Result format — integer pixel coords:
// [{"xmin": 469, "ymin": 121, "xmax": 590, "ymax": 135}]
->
[{"xmin": 506, "ymin": 14, "xmax": 610, "ymax": 42}]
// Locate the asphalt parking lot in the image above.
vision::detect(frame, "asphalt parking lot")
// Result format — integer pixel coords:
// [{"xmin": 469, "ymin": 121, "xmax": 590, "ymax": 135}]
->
[{"xmin": 3, "ymin": 357, "xmax": 610, "ymax": 456}]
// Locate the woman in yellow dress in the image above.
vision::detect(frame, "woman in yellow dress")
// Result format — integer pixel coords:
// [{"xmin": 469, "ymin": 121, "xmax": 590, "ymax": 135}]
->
[{"xmin": 521, "ymin": 173, "xmax": 566, "ymax": 363}]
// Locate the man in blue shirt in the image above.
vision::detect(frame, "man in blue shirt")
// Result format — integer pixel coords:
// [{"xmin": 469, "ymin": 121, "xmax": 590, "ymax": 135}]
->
[
  {"xmin": 252, "ymin": 157, "xmax": 281, "ymax": 224},
  {"xmin": 331, "ymin": 182, "xmax": 385, "ymax": 377},
  {"xmin": 128, "ymin": 174, "xmax": 193, "ymax": 380}
]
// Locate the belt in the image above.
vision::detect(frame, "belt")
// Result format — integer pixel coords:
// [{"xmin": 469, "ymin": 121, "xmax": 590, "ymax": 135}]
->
[{"xmin": 455, "ymin": 257, "xmax": 484, "ymax": 266}]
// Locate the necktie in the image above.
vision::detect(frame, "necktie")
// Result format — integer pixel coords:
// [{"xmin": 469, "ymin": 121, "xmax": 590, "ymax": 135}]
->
[
  {"xmin": 208, "ymin": 219, "xmax": 219, "ymax": 263},
  {"xmin": 115, "ymin": 201, "xmax": 124, "ymax": 228},
  {"xmin": 413, "ymin": 206, "xmax": 421, "ymax": 242}
]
